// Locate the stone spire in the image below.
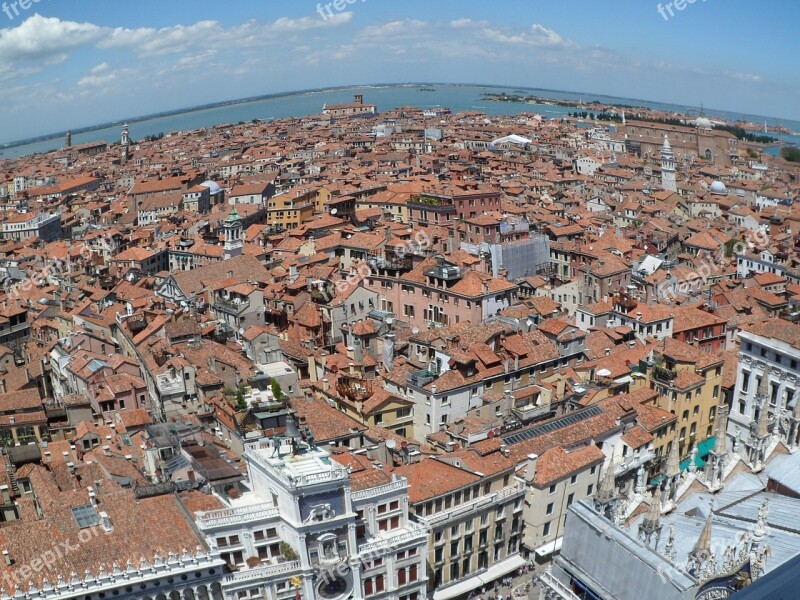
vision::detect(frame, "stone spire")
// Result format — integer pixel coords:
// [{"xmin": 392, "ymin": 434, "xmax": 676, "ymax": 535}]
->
[
  {"xmin": 713, "ymin": 404, "xmax": 728, "ymax": 455},
  {"xmin": 688, "ymin": 506, "xmax": 715, "ymax": 576},
  {"xmin": 665, "ymin": 440, "xmax": 681, "ymax": 479},
  {"xmin": 694, "ymin": 510, "xmax": 714, "ymax": 558},
  {"xmin": 757, "ymin": 402, "xmax": 770, "ymax": 439},
  {"xmin": 757, "ymin": 371, "xmax": 770, "ymax": 401},
  {"xmin": 638, "ymin": 489, "xmax": 663, "ymax": 547},
  {"xmin": 594, "ymin": 464, "xmax": 618, "ymax": 518}
]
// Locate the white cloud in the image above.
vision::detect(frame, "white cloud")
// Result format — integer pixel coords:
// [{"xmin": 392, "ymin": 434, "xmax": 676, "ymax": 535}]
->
[
  {"xmin": 725, "ymin": 70, "xmax": 762, "ymax": 83},
  {"xmin": 271, "ymin": 13, "xmax": 353, "ymax": 31},
  {"xmin": 360, "ymin": 19, "xmax": 430, "ymax": 41},
  {"xmin": 0, "ymin": 14, "xmax": 104, "ymax": 62},
  {"xmin": 448, "ymin": 19, "xmax": 575, "ymax": 49},
  {"xmin": 99, "ymin": 20, "xmax": 221, "ymax": 57},
  {"xmin": 78, "ymin": 72, "xmax": 117, "ymax": 87}
]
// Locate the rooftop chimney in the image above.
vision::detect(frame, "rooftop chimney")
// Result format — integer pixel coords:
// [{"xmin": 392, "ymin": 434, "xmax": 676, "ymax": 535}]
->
[
  {"xmin": 98, "ymin": 511, "xmax": 113, "ymax": 533},
  {"xmin": 2, "ymin": 550, "xmax": 10, "ymax": 566},
  {"xmin": 525, "ymin": 454, "xmax": 539, "ymax": 484},
  {"xmin": 103, "ymin": 445, "xmax": 111, "ymax": 456}
]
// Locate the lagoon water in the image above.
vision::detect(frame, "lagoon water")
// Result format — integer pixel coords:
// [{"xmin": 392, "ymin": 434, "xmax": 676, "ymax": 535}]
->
[{"xmin": 3, "ymin": 84, "xmax": 799, "ymax": 159}]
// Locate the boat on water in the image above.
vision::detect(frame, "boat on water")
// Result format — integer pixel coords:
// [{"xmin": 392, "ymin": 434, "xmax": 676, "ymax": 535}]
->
[{"xmin": 418, "ymin": 87, "xmax": 436, "ymax": 92}]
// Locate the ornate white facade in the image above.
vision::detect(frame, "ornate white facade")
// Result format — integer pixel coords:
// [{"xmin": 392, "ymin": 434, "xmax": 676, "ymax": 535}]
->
[{"xmin": 195, "ymin": 430, "xmax": 428, "ymax": 600}]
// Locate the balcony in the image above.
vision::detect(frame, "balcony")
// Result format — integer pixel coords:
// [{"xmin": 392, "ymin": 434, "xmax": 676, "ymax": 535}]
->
[
  {"xmin": 336, "ymin": 375, "xmax": 374, "ymax": 402},
  {"xmin": 613, "ymin": 449, "xmax": 656, "ymax": 476},
  {"xmin": 214, "ymin": 295, "xmax": 251, "ymax": 315},
  {"xmin": 511, "ymin": 402, "xmax": 552, "ymax": 422},
  {"xmin": 196, "ymin": 504, "xmax": 280, "ymax": 529},
  {"xmin": 652, "ymin": 365, "xmax": 677, "ymax": 384},
  {"xmin": 358, "ymin": 523, "xmax": 428, "ymax": 555},
  {"xmin": 538, "ymin": 570, "xmax": 583, "ymax": 600},
  {"xmin": 424, "ymin": 262, "xmax": 462, "ymax": 282},
  {"xmin": 409, "ymin": 195, "xmax": 455, "ymax": 213},
  {"xmin": 156, "ymin": 375, "xmax": 185, "ymax": 396},
  {"xmin": 351, "ymin": 477, "xmax": 407, "ymax": 501},
  {"xmin": 407, "ymin": 369, "xmax": 437, "ymax": 389},
  {"xmin": 224, "ymin": 560, "xmax": 301, "ymax": 584},
  {"xmin": 421, "ymin": 482, "xmax": 525, "ymax": 527},
  {"xmin": 368, "ymin": 255, "xmax": 413, "ymax": 273}
]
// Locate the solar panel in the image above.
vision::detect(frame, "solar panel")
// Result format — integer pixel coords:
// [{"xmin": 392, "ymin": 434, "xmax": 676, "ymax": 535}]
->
[
  {"xmin": 502, "ymin": 405, "xmax": 603, "ymax": 446},
  {"xmin": 71, "ymin": 504, "xmax": 100, "ymax": 529}
]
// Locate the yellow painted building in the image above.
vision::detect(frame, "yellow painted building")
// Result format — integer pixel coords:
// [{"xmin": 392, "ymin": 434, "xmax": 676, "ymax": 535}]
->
[
  {"xmin": 643, "ymin": 338, "xmax": 724, "ymax": 468},
  {"xmin": 266, "ymin": 192, "xmax": 316, "ymax": 229}
]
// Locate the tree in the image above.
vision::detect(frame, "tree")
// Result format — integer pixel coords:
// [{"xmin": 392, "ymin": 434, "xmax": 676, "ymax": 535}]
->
[
  {"xmin": 279, "ymin": 542, "xmax": 299, "ymax": 561},
  {"xmin": 271, "ymin": 380, "xmax": 286, "ymax": 402},
  {"xmin": 782, "ymin": 146, "xmax": 800, "ymax": 163}
]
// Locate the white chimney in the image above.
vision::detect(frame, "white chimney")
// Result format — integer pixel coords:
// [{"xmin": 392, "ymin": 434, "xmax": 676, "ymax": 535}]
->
[
  {"xmin": 525, "ymin": 454, "xmax": 539, "ymax": 484},
  {"xmin": 103, "ymin": 445, "xmax": 111, "ymax": 456},
  {"xmin": 98, "ymin": 511, "xmax": 113, "ymax": 533},
  {"xmin": 88, "ymin": 487, "xmax": 97, "ymax": 506},
  {"xmin": 2, "ymin": 550, "xmax": 9, "ymax": 566}
]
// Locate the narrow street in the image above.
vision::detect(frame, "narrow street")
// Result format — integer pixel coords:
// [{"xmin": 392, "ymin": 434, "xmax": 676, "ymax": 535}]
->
[{"xmin": 462, "ymin": 560, "xmax": 548, "ymax": 600}]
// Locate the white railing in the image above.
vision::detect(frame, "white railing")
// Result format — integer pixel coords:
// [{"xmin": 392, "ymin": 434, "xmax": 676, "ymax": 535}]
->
[
  {"xmin": 421, "ymin": 482, "xmax": 524, "ymax": 527},
  {"xmin": 351, "ymin": 478, "xmax": 407, "ymax": 501},
  {"xmin": 538, "ymin": 570, "xmax": 583, "ymax": 600},
  {"xmin": 196, "ymin": 504, "xmax": 280, "ymax": 529},
  {"xmin": 1, "ymin": 551, "xmax": 224, "ymax": 600},
  {"xmin": 224, "ymin": 560, "xmax": 301, "ymax": 584},
  {"xmin": 246, "ymin": 446, "xmax": 349, "ymax": 489},
  {"xmin": 358, "ymin": 524, "xmax": 429, "ymax": 555},
  {"xmin": 613, "ymin": 451, "xmax": 656, "ymax": 476}
]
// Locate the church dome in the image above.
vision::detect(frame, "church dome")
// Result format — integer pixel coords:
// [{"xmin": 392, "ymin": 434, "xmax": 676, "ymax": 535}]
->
[
  {"xmin": 695, "ymin": 117, "xmax": 713, "ymax": 129},
  {"xmin": 201, "ymin": 180, "xmax": 222, "ymax": 195},
  {"xmin": 710, "ymin": 181, "xmax": 728, "ymax": 195}
]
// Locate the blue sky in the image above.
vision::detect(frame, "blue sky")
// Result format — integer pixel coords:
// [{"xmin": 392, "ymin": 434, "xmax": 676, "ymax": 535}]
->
[{"xmin": 0, "ymin": 0, "xmax": 798, "ymax": 143}]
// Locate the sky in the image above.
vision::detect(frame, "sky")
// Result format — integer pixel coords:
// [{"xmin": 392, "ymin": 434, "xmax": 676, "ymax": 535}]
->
[{"xmin": 0, "ymin": 0, "xmax": 798, "ymax": 143}]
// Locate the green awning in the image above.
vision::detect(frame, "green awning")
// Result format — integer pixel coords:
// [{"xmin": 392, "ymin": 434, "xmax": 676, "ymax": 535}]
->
[{"xmin": 651, "ymin": 436, "xmax": 716, "ymax": 485}]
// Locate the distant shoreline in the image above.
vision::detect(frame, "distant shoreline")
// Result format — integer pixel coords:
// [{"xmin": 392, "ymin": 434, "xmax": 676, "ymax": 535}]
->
[{"xmin": 1, "ymin": 82, "xmax": 797, "ymax": 152}]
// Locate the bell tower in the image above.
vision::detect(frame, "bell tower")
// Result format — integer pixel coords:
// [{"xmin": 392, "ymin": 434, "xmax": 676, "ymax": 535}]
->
[
  {"xmin": 223, "ymin": 208, "xmax": 243, "ymax": 260},
  {"xmin": 120, "ymin": 123, "xmax": 130, "ymax": 165},
  {"xmin": 661, "ymin": 135, "xmax": 677, "ymax": 193}
]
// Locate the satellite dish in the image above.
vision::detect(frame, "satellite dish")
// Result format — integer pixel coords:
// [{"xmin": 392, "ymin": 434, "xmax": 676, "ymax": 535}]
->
[
  {"xmin": 238, "ymin": 328, "xmax": 245, "ymax": 336},
  {"xmin": 386, "ymin": 318, "xmax": 395, "ymax": 326},
  {"xmin": 330, "ymin": 208, "xmax": 338, "ymax": 215},
  {"xmin": 412, "ymin": 327, "xmax": 420, "ymax": 334},
  {"xmin": 386, "ymin": 439, "xmax": 397, "ymax": 449}
]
